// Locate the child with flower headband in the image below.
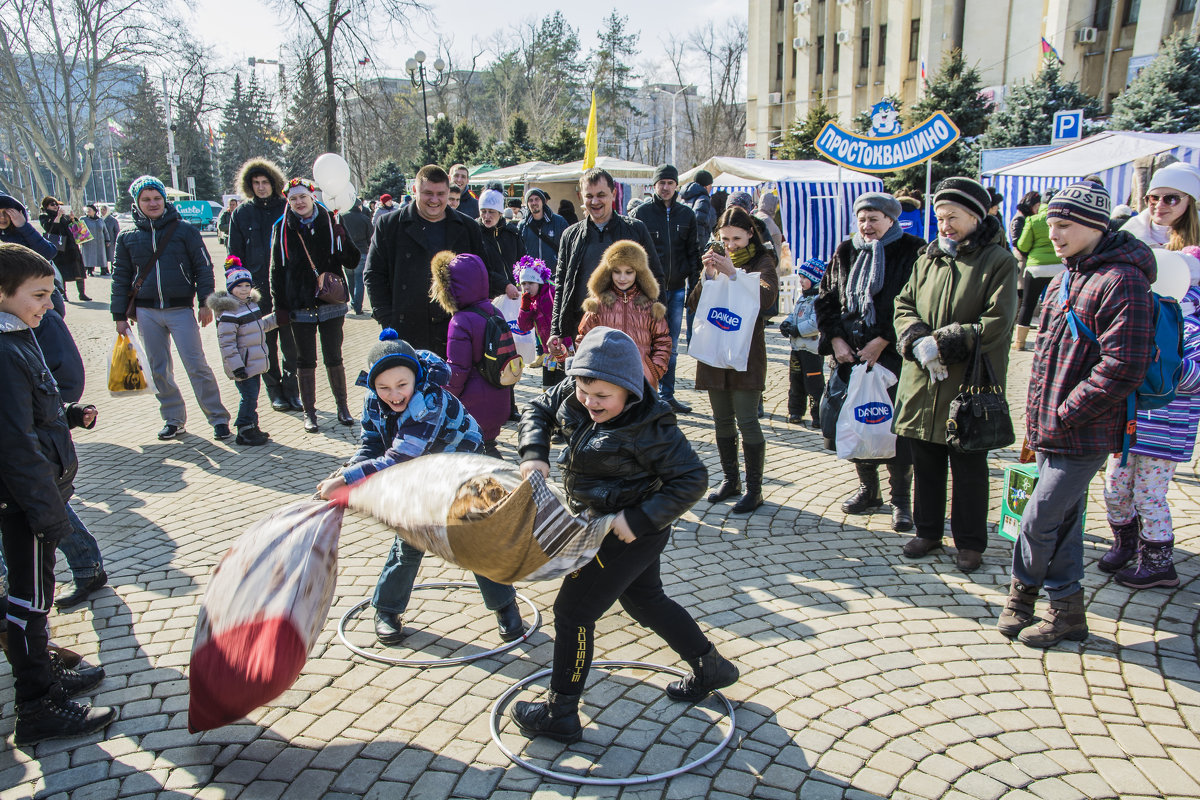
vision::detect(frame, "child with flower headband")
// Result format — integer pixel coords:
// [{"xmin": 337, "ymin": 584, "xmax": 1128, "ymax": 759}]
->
[{"xmin": 513, "ymin": 255, "xmax": 562, "ymax": 386}]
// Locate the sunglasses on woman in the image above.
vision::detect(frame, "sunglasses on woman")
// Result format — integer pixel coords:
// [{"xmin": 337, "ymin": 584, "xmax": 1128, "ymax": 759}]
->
[{"xmin": 1144, "ymin": 193, "xmax": 1184, "ymax": 207}]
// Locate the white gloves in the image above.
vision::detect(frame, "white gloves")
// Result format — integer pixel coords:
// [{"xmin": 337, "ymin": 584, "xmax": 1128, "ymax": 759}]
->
[
  {"xmin": 913, "ymin": 336, "xmax": 940, "ymax": 367},
  {"xmin": 926, "ymin": 358, "xmax": 949, "ymax": 383}
]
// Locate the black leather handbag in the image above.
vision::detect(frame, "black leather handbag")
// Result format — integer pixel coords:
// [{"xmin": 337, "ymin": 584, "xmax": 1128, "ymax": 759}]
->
[
  {"xmin": 946, "ymin": 326, "xmax": 1015, "ymax": 453},
  {"xmin": 820, "ymin": 364, "xmax": 849, "ymax": 448}
]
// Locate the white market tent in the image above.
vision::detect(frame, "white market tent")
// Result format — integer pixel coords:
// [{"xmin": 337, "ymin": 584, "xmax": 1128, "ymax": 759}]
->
[
  {"xmin": 679, "ymin": 157, "xmax": 885, "ymax": 266},
  {"xmin": 985, "ymin": 132, "xmax": 1200, "ymax": 224},
  {"xmin": 527, "ymin": 156, "xmax": 657, "ymax": 216},
  {"xmin": 471, "ymin": 161, "xmax": 558, "ymax": 184}
]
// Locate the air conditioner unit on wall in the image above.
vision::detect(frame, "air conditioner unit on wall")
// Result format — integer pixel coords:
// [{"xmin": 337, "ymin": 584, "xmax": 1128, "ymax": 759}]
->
[
  {"xmin": 793, "ymin": 36, "xmax": 810, "ymax": 49},
  {"xmin": 794, "ymin": 0, "xmax": 810, "ymax": 14},
  {"xmin": 1077, "ymin": 27, "xmax": 1098, "ymax": 44},
  {"xmin": 836, "ymin": 30, "xmax": 852, "ymax": 45},
  {"xmin": 768, "ymin": 92, "xmax": 783, "ymax": 104}
]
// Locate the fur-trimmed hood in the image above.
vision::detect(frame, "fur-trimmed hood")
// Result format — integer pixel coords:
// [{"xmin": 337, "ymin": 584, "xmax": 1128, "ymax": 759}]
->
[
  {"xmin": 583, "ymin": 240, "xmax": 664, "ymax": 318},
  {"xmin": 237, "ymin": 158, "xmax": 286, "ymax": 200},
  {"xmin": 206, "ymin": 287, "xmax": 262, "ymax": 314},
  {"xmin": 430, "ymin": 252, "xmax": 489, "ymax": 314}
]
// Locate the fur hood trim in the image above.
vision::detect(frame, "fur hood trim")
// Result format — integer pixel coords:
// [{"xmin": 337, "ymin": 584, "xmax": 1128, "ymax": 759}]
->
[
  {"xmin": 587, "ymin": 241, "xmax": 662, "ymax": 303},
  {"xmin": 428, "ymin": 250, "xmax": 459, "ymax": 314},
  {"xmin": 206, "ymin": 287, "xmax": 261, "ymax": 314},
  {"xmin": 237, "ymin": 158, "xmax": 286, "ymax": 200}
]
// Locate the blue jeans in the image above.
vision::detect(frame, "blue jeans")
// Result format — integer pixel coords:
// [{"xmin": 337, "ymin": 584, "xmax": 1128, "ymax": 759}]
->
[
  {"xmin": 659, "ymin": 288, "xmax": 686, "ymax": 400},
  {"xmin": 348, "ymin": 253, "xmax": 367, "ymax": 313},
  {"xmin": 0, "ymin": 503, "xmax": 104, "ymax": 616},
  {"xmin": 373, "ymin": 536, "xmax": 516, "ymax": 615},
  {"xmin": 234, "ymin": 374, "xmax": 261, "ymax": 430},
  {"xmin": 1011, "ymin": 452, "xmax": 1107, "ymax": 600}
]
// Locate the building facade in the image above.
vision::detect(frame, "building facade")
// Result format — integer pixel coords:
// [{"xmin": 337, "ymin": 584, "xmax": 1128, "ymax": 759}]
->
[{"xmin": 747, "ymin": 0, "xmax": 1200, "ymax": 157}]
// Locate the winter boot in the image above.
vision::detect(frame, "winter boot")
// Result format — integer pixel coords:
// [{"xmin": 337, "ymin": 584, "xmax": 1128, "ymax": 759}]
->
[
  {"xmin": 283, "ymin": 372, "xmax": 303, "ymax": 412},
  {"xmin": 54, "ymin": 570, "xmax": 108, "ymax": 610},
  {"xmin": 298, "ymin": 368, "xmax": 319, "ymax": 433},
  {"xmin": 495, "ymin": 600, "xmax": 527, "ymax": 642},
  {"xmin": 732, "ymin": 441, "xmax": 765, "ymax": 513},
  {"xmin": 327, "ymin": 365, "xmax": 354, "ymax": 426},
  {"xmin": 997, "ymin": 579, "xmax": 1041, "ymax": 638},
  {"xmin": 76, "ymin": 280, "xmax": 91, "ymax": 302},
  {"xmin": 841, "ymin": 464, "xmax": 883, "ymax": 514},
  {"xmin": 808, "ymin": 399, "xmax": 821, "ymax": 430},
  {"xmin": 665, "ymin": 642, "xmax": 740, "ymax": 703},
  {"xmin": 266, "ymin": 383, "xmax": 289, "ymax": 413},
  {"xmin": 50, "ymin": 654, "xmax": 105, "ymax": 697},
  {"xmin": 1115, "ymin": 537, "xmax": 1180, "ymax": 589},
  {"xmin": 888, "ymin": 463, "xmax": 913, "ymax": 532},
  {"xmin": 13, "ymin": 685, "xmax": 116, "ymax": 746},
  {"xmin": 1018, "ymin": 590, "xmax": 1088, "ymax": 648},
  {"xmin": 707, "ymin": 436, "xmax": 742, "ymax": 503},
  {"xmin": 1098, "ymin": 517, "xmax": 1140, "ymax": 573},
  {"xmin": 235, "ymin": 426, "xmax": 271, "ymax": 446},
  {"xmin": 1012, "ymin": 325, "xmax": 1030, "ymax": 351},
  {"xmin": 511, "ymin": 690, "xmax": 583, "ymax": 743}
]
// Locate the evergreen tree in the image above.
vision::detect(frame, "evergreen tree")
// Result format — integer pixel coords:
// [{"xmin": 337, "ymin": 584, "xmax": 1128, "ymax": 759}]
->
[
  {"xmin": 776, "ymin": 100, "xmax": 836, "ymax": 161},
  {"xmin": 535, "ymin": 123, "xmax": 584, "ymax": 163},
  {"xmin": 446, "ymin": 122, "xmax": 483, "ymax": 168},
  {"xmin": 480, "ymin": 116, "xmax": 538, "ymax": 167},
  {"xmin": 891, "ymin": 50, "xmax": 991, "ymax": 194},
  {"xmin": 591, "ymin": 12, "xmax": 639, "ymax": 150},
  {"xmin": 525, "ymin": 12, "xmax": 587, "ymax": 138},
  {"xmin": 1110, "ymin": 29, "xmax": 1200, "ymax": 133},
  {"xmin": 218, "ymin": 73, "xmax": 282, "ymax": 192},
  {"xmin": 173, "ymin": 98, "xmax": 220, "ymax": 201},
  {"xmin": 116, "ymin": 71, "xmax": 168, "ymax": 212},
  {"xmin": 981, "ymin": 58, "xmax": 1100, "ymax": 149},
  {"xmin": 409, "ymin": 116, "xmax": 455, "ymax": 172},
  {"xmin": 282, "ymin": 59, "xmax": 326, "ymax": 179},
  {"xmin": 363, "ymin": 159, "xmax": 406, "ymax": 199}
]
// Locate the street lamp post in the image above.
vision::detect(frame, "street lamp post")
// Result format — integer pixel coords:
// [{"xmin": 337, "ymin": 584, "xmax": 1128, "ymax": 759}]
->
[
  {"xmin": 405, "ymin": 51, "xmax": 447, "ymax": 144},
  {"xmin": 652, "ymin": 85, "xmax": 694, "ymax": 166}
]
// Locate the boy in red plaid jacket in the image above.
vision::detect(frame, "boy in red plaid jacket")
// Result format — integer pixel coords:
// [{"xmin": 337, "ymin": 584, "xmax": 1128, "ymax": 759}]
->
[{"xmin": 998, "ymin": 181, "xmax": 1156, "ymax": 649}]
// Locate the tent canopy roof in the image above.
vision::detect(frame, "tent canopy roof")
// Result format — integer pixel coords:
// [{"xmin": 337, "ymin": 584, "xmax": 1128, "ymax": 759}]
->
[
  {"xmin": 470, "ymin": 161, "xmax": 558, "ymax": 183},
  {"xmin": 989, "ymin": 131, "xmax": 1200, "ymax": 178},
  {"xmin": 679, "ymin": 156, "xmax": 880, "ymax": 185},
  {"xmin": 531, "ymin": 156, "xmax": 656, "ymax": 183}
]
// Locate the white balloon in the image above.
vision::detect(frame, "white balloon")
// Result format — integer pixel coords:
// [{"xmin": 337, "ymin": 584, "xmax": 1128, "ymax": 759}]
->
[
  {"xmin": 1152, "ymin": 249, "xmax": 1190, "ymax": 301},
  {"xmin": 313, "ymin": 153, "xmax": 351, "ymax": 195},
  {"xmin": 323, "ymin": 185, "xmax": 357, "ymax": 213}
]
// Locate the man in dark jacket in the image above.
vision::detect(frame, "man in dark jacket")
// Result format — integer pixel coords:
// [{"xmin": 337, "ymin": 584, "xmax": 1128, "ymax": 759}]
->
[
  {"xmin": 112, "ymin": 175, "xmax": 230, "ymax": 441},
  {"xmin": 1000, "ymin": 181, "xmax": 1155, "ymax": 649},
  {"xmin": 518, "ymin": 188, "xmax": 569, "ymax": 270},
  {"xmin": 340, "ymin": 198, "xmax": 374, "ymax": 314},
  {"xmin": 100, "ymin": 204, "xmax": 119, "ymax": 267},
  {"xmin": 633, "ymin": 164, "xmax": 700, "ymax": 413},
  {"xmin": 450, "ymin": 164, "xmax": 479, "ymax": 220},
  {"xmin": 477, "ymin": 188, "xmax": 523, "ymax": 298},
  {"xmin": 549, "ymin": 168, "xmax": 665, "ymax": 347},
  {"xmin": 227, "ymin": 157, "xmax": 299, "ymax": 411},
  {"xmin": 364, "ymin": 164, "xmax": 487, "ymax": 358},
  {"xmin": 680, "ymin": 170, "xmax": 716, "ymax": 246}
]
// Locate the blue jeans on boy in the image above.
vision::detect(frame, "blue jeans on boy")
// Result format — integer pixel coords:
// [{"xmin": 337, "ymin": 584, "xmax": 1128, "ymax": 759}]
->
[
  {"xmin": 373, "ymin": 536, "xmax": 515, "ymax": 615},
  {"xmin": 348, "ymin": 253, "xmax": 367, "ymax": 314},
  {"xmin": 0, "ymin": 502, "xmax": 104, "ymax": 618},
  {"xmin": 1011, "ymin": 452, "xmax": 1107, "ymax": 600},
  {"xmin": 234, "ymin": 375, "xmax": 261, "ymax": 431},
  {"xmin": 659, "ymin": 288, "xmax": 686, "ymax": 401}
]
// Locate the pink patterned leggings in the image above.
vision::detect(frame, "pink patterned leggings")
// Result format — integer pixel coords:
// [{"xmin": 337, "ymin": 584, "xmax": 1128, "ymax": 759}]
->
[{"xmin": 1103, "ymin": 453, "xmax": 1177, "ymax": 543}]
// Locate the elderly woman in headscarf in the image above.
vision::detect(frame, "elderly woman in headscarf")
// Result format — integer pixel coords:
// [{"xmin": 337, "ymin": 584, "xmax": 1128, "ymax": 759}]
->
[
  {"xmin": 815, "ymin": 192, "xmax": 927, "ymax": 532},
  {"xmin": 893, "ymin": 177, "xmax": 1018, "ymax": 573}
]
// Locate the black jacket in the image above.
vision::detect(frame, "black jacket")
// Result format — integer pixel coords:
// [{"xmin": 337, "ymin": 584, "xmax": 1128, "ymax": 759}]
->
[
  {"xmin": 551, "ymin": 214, "xmax": 665, "ymax": 339},
  {"xmin": 111, "ymin": 205, "xmax": 216, "ymax": 322},
  {"xmin": 680, "ymin": 182, "xmax": 716, "ymax": 246},
  {"xmin": 814, "ymin": 232, "xmax": 927, "ymax": 375},
  {"xmin": 0, "ymin": 314, "xmax": 77, "ymax": 540},
  {"xmin": 518, "ymin": 376, "xmax": 706, "ymax": 538},
  {"xmin": 479, "ymin": 220, "xmax": 525, "ymax": 296},
  {"xmin": 363, "ymin": 204, "xmax": 486, "ymax": 356},
  {"xmin": 339, "ymin": 203, "xmax": 374, "ymax": 254},
  {"xmin": 270, "ymin": 206, "xmax": 360, "ymax": 314},
  {"xmin": 228, "ymin": 195, "xmax": 287, "ymax": 300},
  {"xmin": 39, "ymin": 212, "xmax": 83, "ymax": 280},
  {"xmin": 33, "ymin": 310, "xmax": 85, "ymax": 404},
  {"xmin": 632, "ymin": 194, "xmax": 701, "ymax": 291},
  {"xmin": 457, "ymin": 190, "xmax": 479, "ymax": 221}
]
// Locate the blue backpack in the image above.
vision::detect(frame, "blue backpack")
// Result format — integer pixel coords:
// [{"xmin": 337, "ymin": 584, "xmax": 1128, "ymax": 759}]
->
[{"xmin": 1059, "ymin": 271, "xmax": 1184, "ymax": 465}]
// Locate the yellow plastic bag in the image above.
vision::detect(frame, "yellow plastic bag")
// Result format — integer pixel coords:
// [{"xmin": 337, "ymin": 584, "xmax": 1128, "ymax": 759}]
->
[{"xmin": 107, "ymin": 333, "xmax": 156, "ymax": 396}]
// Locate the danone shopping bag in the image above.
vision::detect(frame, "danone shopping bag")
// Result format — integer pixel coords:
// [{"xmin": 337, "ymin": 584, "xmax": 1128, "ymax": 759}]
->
[
  {"xmin": 835, "ymin": 363, "xmax": 898, "ymax": 461},
  {"xmin": 107, "ymin": 333, "xmax": 156, "ymax": 396},
  {"xmin": 189, "ymin": 501, "xmax": 343, "ymax": 732},
  {"xmin": 493, "ymin": 294, "xmax": 537, "ymax": 366},
  {"xmin": 689, "ymin": 270, "xmax": 761, "ymax": 371}
]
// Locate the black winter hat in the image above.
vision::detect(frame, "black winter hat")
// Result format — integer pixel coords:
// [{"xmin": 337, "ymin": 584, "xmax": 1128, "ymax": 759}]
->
[
  {"xmin": 694, "ymin": 169, "xmax": 714, "ymax": 187},
  {"xmin": 652, "ymin": 164, "xmax": 679, "ymax": 184},
  {"xmin": 932, "ymin": 177, "xmax": 991, "ymax": 221},
  {"xmin": 367, "ymin": 328, "xmax": 423, "ymax": 389}
]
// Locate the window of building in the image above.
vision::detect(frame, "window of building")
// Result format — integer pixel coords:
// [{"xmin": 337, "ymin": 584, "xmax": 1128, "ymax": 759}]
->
[
  {"xmin": 1123, "ymin": 0, "xmax": 1141, "ymax": 25},
  {"xmin": 816, "ymin": 35, "xmax": 825, "ymax": 74},
  {"xmin": 879, "ymin": 24, "xmax": 888, "ymax": 66},
  {"xmin": 833, "ymin": 39, "xmax": 840, "ymax": 72},
  {"xmin": 860, "ymin": 27, "xmax": 871, "ymax": 68},
  {"xmin": 778, "ymin": 0, "xmax": 785, "ymax": 11},
  {"xmin": 793, "ymin": 44, "xmax": 798, "ymax": 77},
  {"xmin": 909, "ymin": 19, "xmax": 920, "ymax": 61},
  {"xmin": 1094, "ymin": 0, "xmax": 1112, "ymax": 28},
  {"xmin": 777, "ymin": 43, "xmax": 785, "ymax": 81},
  {"xmin": 1175, "ymin": 0, "xmax": 1194, "ymax": 12}
]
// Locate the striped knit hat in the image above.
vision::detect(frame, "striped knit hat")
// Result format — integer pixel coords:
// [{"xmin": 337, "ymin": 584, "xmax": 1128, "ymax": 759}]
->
[
  {"xmin": 932, "ymin": 177, "xmax": 990, "ymax": 221},
  {"xmin": 796, "ymin": 258, "xmax": 826, "ymax": 285},
  {"xmin": 1047, "ymin": 181, "xmax": 1111, "ymax": 234},
  {"xmin": 129, "ymin": 175, "xmax": 167, "ymax": 201}
]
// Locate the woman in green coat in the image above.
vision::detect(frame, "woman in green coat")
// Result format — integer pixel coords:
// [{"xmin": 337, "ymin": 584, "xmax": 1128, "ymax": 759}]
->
[{"xmin": 893, "ymin": 178, "xmax": 1018, "ymax": 573}]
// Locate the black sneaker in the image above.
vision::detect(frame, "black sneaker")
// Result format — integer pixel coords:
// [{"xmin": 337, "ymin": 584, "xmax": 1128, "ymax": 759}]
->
[
  {"xmin": 666, "ymin": 397, "xmax": 692, "ymax": 414},
  {"xmin": 54, "ymin": 571, "xmax": 108, "ymax": 610},
  {"xmin": 213, "ymin": 424, "xmax": 232, "ymax": 440},
  {"xmin": 235, "ymin": 427, "xmax": 271, "ymax": 446},
  {"xmin": 50, "ymin": 655, "xmax": 105, "ymax": 697},
  {"xmin": 157, "ymin": 424, "xmax": 184, "ymax": 440},
  {"xmin": 14, "ymin": 686, "xmax": 116, "ymax": 746}
]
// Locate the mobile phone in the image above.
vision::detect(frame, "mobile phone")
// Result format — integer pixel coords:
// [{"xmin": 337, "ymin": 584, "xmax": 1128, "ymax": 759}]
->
[{"xmin": 705, "ymin": 241, "xmax": 725, "ymax": 257}]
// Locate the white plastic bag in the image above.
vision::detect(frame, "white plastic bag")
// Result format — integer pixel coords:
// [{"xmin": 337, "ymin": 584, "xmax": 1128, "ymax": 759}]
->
[
  {"xmin": 493, "ymin": 294, "xmax": 537, "ymax": 367},
  {"xmin": 836, "ymin": 363, "xmax": 898, "ymax": 461},
  {"xmin": 689, "ymin": 270, "xmax": 761, "ymax": 370}
]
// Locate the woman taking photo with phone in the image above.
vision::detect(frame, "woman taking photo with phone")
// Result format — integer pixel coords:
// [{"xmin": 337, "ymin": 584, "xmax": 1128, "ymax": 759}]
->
[{"xmin": 39, "ymin": 197, "xmax": 89, "ymax": 301}]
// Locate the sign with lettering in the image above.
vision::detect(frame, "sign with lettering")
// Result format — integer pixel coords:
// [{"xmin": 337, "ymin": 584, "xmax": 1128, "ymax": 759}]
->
[{"xmin": 814, "ymin": 109, "xmax": 961, "ymax": 174}]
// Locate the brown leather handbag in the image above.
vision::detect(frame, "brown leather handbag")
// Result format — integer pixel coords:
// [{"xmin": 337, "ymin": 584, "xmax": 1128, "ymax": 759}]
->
[{"xmin": 296, "ymin": 230, "xmax": 348, "ymax": 305}]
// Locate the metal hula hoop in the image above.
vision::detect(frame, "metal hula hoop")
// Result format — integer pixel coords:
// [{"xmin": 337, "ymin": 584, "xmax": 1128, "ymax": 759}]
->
[
  {"xmin": 337, "ymin": 581, "xmax": 541, "ymax": 668},
  {"xmin": 489, "ymin": 661, "xmax": 737, "ymax": 786}
]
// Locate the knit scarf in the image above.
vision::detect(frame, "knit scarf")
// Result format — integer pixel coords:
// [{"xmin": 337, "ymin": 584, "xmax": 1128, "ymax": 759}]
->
[
  {"xmin": 847, "ymin": 223, "xmax": 903, "ymax": 325},
  {"xmin": 730, "ymin": 243, "xmax": 757, "ymax": 268}
]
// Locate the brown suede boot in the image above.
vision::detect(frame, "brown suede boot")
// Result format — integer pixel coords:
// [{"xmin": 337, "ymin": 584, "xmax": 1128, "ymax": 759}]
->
[
  {"xmin": 326, "ymin": 365, "xmax": 354, "ymax": 426},
  {"xmin": 1012, "ymin": 325, "xmax": 1030, "ymax": 351},
  {"xmin": 298, "ymin": 367, "xmax": 318, "ymax": 432},
  {"xmin": 997, "ymin": 579, "xmax": 1040, "ymax": 638},
  {"xmin": 1018, "ymin": 590, "xmax": 1088, "ymax": 648}
]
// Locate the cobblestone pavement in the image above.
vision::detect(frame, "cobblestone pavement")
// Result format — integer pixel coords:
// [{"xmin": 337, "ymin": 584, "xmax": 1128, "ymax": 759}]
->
[{"xmin": 1, "ymin": 235, "xmax": 1198, "ymax": 799}]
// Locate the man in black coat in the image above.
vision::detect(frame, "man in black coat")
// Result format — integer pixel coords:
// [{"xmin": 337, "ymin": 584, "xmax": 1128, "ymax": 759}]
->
[
  {"xmin": 364, "ymin": 164, "xmax": 487, "ymax": 358},
  {"xmin": 632, "ymin": 164, "xmax": 701, "ymax": 413},
  {"xmin": 227, "ymin": 157, "xmax": 300, "ymax": 411},
  {"xmin": 340, "ymin": 198, "xmax": 374, "ymax": 315},
  {"xmin": 549, "ymin": 168, "xmax": 664, "ymax": 348}
]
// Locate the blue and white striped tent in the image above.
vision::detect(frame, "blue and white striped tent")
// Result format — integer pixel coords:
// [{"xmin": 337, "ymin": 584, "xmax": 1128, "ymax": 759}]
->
[{"xmin": 985, "ymin": 132, "xmax": 1200, "ymax": 226}]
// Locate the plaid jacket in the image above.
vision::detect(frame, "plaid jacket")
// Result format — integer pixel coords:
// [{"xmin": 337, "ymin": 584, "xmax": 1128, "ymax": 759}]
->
[{"xmin": 1025, "ymin": 231, "xmax": 1156, "ymax": 456}]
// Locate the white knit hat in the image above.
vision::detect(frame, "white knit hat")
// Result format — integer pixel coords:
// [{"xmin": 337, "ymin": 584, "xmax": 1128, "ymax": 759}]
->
[
  {"xmin": 480, "ymin": 189, "xmax": 505, "ymax": 213},
  {"xmin": 1149, "ymin": 163, "xmax": 1200, "ymax": 202}
]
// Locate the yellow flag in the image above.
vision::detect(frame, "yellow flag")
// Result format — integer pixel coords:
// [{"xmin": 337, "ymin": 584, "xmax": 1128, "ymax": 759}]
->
[{"xmin": 583, "ymin": 90, "xmax": 598, "ymax": 169}]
